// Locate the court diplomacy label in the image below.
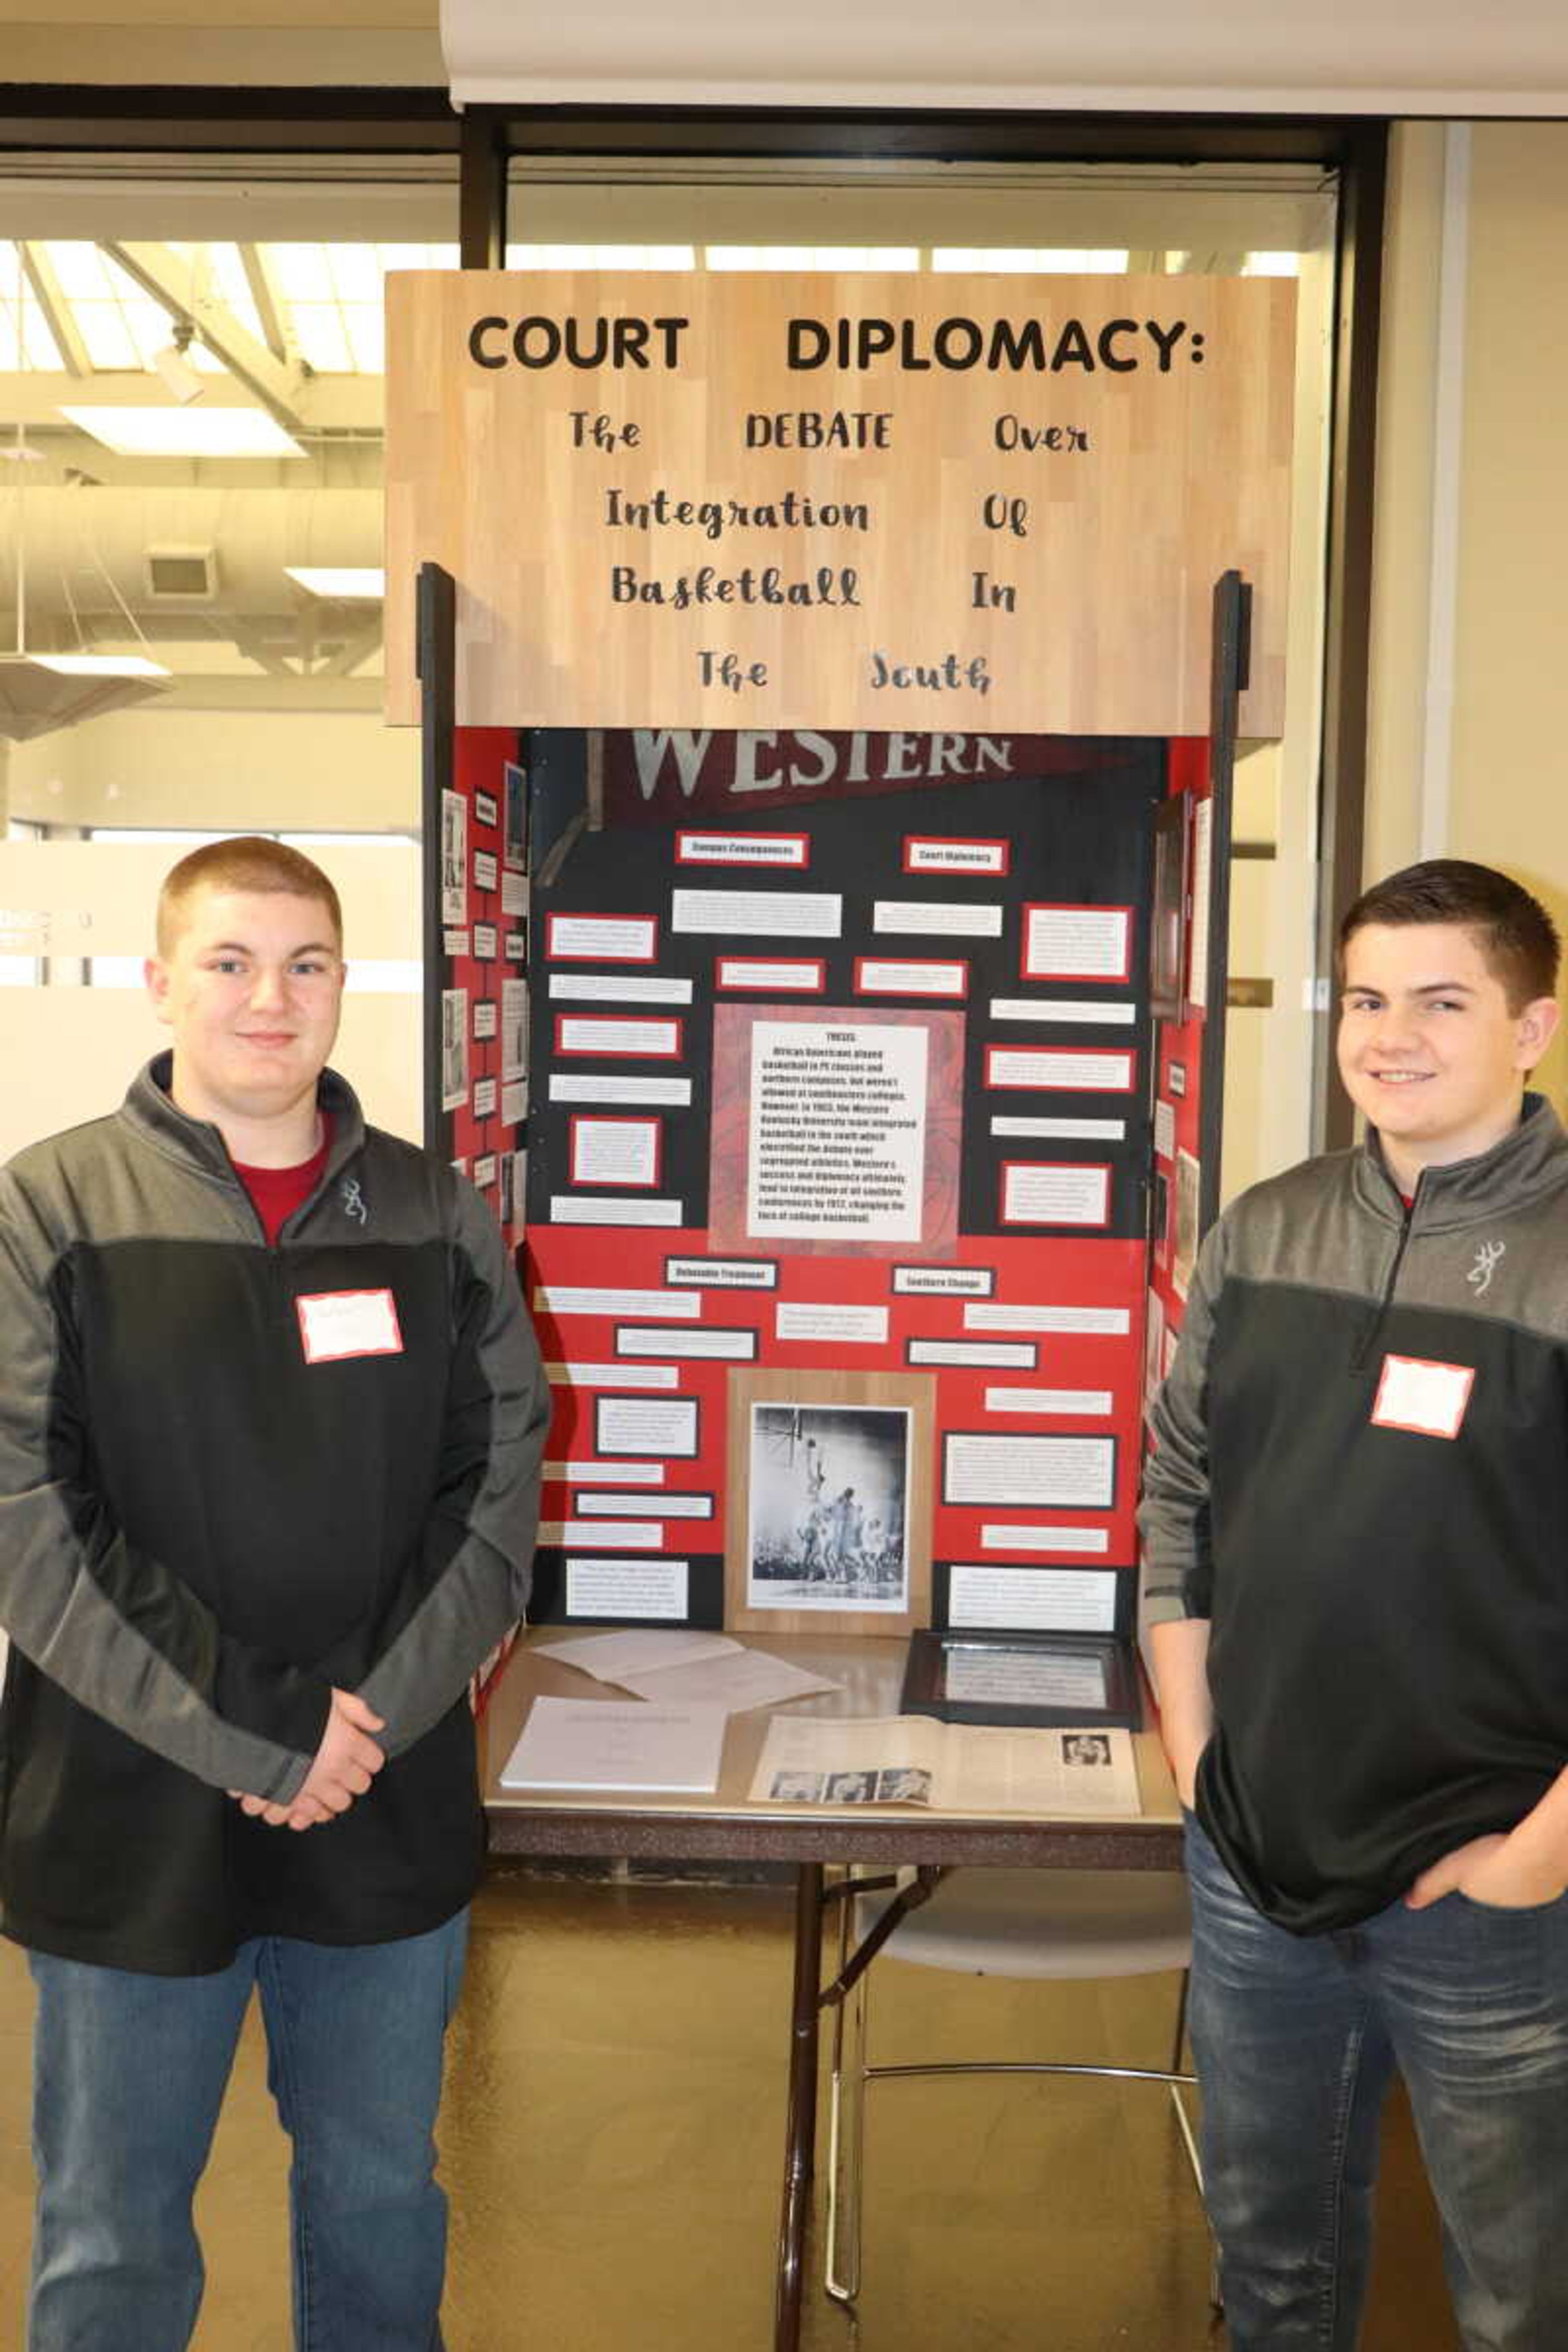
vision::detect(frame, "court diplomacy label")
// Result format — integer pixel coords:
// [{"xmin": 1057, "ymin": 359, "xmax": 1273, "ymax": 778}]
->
[{"xmin": 386, "ymin": 268, "xmax": 1295, "ymax": 734}]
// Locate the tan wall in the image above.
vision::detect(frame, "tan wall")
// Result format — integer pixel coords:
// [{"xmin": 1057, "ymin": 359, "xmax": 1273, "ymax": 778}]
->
[
  {"xmin": 1365, "ymin": 122, "xmax": 1445, "ymax": 885},
  {"xmin": 0, "ymin": 0, "xmax": 442, "ymax": 86},
  {"xmin": 1367, "ymin": 120, "xmax": 1568, "ymax": 1116},
  {"xmin": 1450, "ymin": 125, "xmax": 1568, "ymax": 1111},
  {"xmin": 7, "ymin": 706, "xmax": 419, "ymax": 835}
]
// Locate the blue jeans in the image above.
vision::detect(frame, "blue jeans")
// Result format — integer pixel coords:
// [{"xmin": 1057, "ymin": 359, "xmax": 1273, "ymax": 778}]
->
[
  {"xmin": 1185, "ymin": 1812, "xmax": 1568, "ymax": 2351},
  {"xmin": 27, "ymin": 1910, "xmax": 469, "ymax": 2352}
]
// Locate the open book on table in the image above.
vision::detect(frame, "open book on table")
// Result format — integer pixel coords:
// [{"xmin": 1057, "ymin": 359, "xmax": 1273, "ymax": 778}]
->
[{"xmin": 748, "ymin": 1713, "xmax": 1140, "ymax": 1817}]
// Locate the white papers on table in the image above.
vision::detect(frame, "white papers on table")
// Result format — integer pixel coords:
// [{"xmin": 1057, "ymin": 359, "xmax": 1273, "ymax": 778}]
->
[
  {"xmin": 500, "ymin": 1697, "xmax": 728, "ymax": 1793},
  {"xmin": 534, "ymin": 1628, "xmax": 842, "ymax": 1716},
  {"xmin": 538, "ymin": 1628, "xmax": 735, "ymax": 1681},
  {"xmin": 617, "ymin": 1650, "xmax": 841, "ymax": 1713},
  {"xmin": 748, "ymin": 1714, "xmax": 1139, "ymax": 1816}
]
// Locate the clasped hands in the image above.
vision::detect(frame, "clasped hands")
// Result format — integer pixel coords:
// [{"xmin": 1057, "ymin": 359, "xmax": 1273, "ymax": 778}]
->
[{"xmin": 227, "ymin": 1687, "xmax": 386, "ymax": 1833}]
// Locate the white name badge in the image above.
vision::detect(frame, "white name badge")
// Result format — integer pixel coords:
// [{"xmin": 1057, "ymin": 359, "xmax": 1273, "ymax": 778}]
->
[
  {"xmin": 297, "ymin": 1288, "xmax": 404, "ymax": 1365},
  {"xmin": 1371, "ymin": 1352, "xmax": 1474, "ymax": 1440}
]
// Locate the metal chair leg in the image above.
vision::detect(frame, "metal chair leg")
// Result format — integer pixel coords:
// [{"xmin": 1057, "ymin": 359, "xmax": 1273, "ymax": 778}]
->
[
  {"xmin": 1167, "ymin": 1969, "xmax": 1205, "ymax": 2196},
  {"xmin": 825, "ymin": 1923, "xmax": 869, "ymax": 2305},
  {"xmin": 1168, "ymin": 1966, "xmax": 1222, "ymax": 2314}
]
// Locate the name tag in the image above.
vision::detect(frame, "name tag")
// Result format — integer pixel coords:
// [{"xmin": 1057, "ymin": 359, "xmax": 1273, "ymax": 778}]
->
[
  {"xmin": 297, "ymin": 1289, "xmax": 403, "ymax": 1365},
  {"xmin": 1371, "ymin": 1352, "xmax": 1474, "ymax": 1440}
]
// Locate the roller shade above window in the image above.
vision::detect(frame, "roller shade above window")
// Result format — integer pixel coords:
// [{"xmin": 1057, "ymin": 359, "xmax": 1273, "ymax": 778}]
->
[{"xmin": 441, "ymin": 0, "xmax": 1568, "ymax": 116}]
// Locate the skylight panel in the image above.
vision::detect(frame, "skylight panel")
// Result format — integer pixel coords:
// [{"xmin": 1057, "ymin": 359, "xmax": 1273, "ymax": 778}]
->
[
  {"xmin": 262, "ymin": 244, "xmax": 337, "ymax": 305},
  {"xmin": 325, "ymin": 246, "xmax": 383, "ymax": 305},
  {"xmin": 930, "ymin": 248, "xmax": 1131, "ymax": 274},
  {"xmin": 0, "ymin": 245, "xmax": 63, "ymax": 371},
  {"xmin": 203, "ymin": 244, "xmax": 267, "ymax": 341},
  {"xmin": 344, "ymin": 310, "xmax": 385, "ymax": 374},
  {"xmin": 288, "ymin": 303, "xmax": 354, "ymax": 373},
  {"xmin": 507, "ymin": 243, "xmax": 697, "ymax": 271},
  {"xmin": 705, "ymin": 246, "xmax": 916, "ymax": 272}
]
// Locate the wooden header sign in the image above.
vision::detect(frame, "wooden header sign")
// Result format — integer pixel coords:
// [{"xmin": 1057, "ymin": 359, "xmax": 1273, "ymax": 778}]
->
[{"xmin": 385, "ymin": 270, "xmax": 1295, "ymax": 735}]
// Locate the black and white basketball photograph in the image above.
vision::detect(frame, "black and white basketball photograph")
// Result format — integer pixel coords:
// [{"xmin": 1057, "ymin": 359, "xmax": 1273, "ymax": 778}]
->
[{"xmin": 744, "ymin": 1402, "xmax": 911, "ymax": 1615}]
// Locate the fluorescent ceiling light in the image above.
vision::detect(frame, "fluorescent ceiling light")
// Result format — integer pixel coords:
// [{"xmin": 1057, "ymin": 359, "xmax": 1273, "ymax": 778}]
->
[
  {"xmin": 284, "ymin": 567, "xmax": 385, "ymax": 600},
  {"xmin": 31, "ymin": 653, "xmax": 172, "ymax": 679},
  {"xmin": 58, "ymin": 406, "xmax": 306, "ymax": 459}
]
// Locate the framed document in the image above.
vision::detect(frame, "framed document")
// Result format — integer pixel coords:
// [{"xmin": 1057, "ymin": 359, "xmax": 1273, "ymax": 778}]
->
[{"xmin": 900, "ymin": 1630, "xmax": 1142, "ymax": 1730}]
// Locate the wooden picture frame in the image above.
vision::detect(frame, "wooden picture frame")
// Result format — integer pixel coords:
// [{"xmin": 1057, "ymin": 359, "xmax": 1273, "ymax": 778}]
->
[{"xmin": 725, "ymin": 1366, "xmax": 935, "ymax": 1637}]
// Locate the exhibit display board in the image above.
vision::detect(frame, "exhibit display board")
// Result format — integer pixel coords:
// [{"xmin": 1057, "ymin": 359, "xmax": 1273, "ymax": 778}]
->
[
  {"xmin": 428, "ymin": 722, "xmax": 530, "ymax": 1252},
  {"xmin": 391, "ymin": 259, "xmax": 1278, "ymax": 1683},
  {"xmin": 386, "ymin": 269, "xmax": 1294, "ymax": 736},
  {"xmin": 520, "ymin": 726, "xmax": 1165, "ymax": 1638},
  {"xmin": 1142, "ymin": 737, "xmax": 1216, "ymax": 1414}
]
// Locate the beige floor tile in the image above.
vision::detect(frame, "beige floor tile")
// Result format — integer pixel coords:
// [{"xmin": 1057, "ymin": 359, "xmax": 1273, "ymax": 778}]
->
[{"xmin": 0, "ymin": 1872, "xmax": 1457, "ymax": 2349}]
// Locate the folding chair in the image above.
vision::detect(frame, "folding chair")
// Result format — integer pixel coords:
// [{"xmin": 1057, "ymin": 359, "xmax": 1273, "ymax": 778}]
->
[{"xmin": 824, "ymin": 1865, "xmax": 1208, "ymax": 2308}]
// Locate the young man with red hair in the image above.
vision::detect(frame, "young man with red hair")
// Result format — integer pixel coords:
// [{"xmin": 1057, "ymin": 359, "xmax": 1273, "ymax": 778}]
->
[{"xmin": 0, "ymin": 836, "xmax": 549, "ymax": 2350}]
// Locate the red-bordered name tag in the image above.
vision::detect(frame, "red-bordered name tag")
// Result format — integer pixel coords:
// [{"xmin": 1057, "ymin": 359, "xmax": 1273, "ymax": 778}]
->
[
  {"xmin": 296, "ymin": 1288, "xmax": 403, "ymax": 1365},
  {"xmin": 1371, "ymin": 1352, "xmax": 1474, "ymax": 1439}
]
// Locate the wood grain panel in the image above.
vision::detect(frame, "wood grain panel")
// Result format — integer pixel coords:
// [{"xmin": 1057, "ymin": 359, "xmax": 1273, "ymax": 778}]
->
[{"xmin": 386, "ymin": 270, "xmax": 1295, "ymax": 734}]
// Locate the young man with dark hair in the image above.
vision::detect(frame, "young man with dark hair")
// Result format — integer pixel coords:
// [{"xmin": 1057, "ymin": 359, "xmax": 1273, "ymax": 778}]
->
[
  {"xmin": 0, "ymin": 837, "xmax": 550, "ymax": 2350},
  {"xmin": 1140, "ymin": 858, "xmax": 1568, "ymax": 2350}
]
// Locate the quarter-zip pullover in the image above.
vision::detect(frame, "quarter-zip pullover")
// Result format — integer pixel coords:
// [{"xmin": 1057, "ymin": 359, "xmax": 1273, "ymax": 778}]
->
[
  {"xmin": 0, "ymin": 1056, "xmax": 550, "ymax": 1973},
  {"xmin": 1139, "ymin": 1096, "xmax": 1568, "ymax": 1932}
]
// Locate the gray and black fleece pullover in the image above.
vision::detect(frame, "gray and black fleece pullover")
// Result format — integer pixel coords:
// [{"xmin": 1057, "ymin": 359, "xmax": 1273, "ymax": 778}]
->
[
  {"xmin": 1140, "ymin": 1095, "xmax": 1568, "ymax": 1933},
  {"xmin": 0, "ymin": 1056, "xmax": 549, "ymax": 1974}
]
